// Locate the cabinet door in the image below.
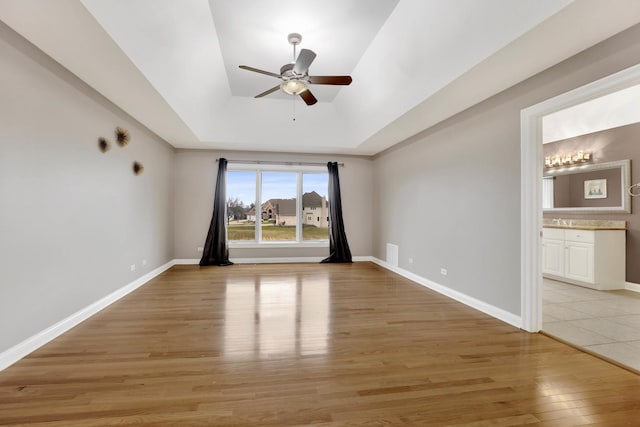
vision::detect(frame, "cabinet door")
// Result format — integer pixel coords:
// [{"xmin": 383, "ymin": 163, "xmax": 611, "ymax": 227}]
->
[
  {"xmin": 542, "ymin": 239, "xmax": 564, "ymax": 276},
  {"xmin": 565, "ymin": 242, "xmax": 594, "ymax": 283}
]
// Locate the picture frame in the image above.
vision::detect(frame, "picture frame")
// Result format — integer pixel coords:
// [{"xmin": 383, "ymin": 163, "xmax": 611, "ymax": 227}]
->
[{"xmin": 584, "ymin": 178, "xmax": 607, "ymax": 199}]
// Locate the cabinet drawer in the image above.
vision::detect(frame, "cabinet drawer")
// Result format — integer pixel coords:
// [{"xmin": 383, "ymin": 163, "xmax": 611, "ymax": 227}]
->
[
  {"xmin": 564, "ymin": 229, "xmax": 594, "ymax": 243},
  {"xmin": 543, "ymin": 228, "xmax": 564, "ymax": 239}
]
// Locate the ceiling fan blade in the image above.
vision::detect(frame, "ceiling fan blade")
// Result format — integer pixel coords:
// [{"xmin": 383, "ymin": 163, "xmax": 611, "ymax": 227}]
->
[
  {"xmin": 239, "ymin": 65, "xmax": 281, "ymax": 79},
  {"xmin": 299, "ymin": 89, "xmax": 317, "ymax": 106},
  {"xmin": 293, "ymin": 49, "xmax": 316, "ymax": 75},
  {"xmin": 255, "ymin": 85, "xmax": 281, "ymax": 98},
  {"xmin": 308, "ymin": 75, "xmax": 352, "ymax": 85}
]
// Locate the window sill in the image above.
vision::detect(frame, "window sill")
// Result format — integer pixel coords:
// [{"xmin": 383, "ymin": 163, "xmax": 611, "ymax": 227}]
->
[{"xmin": 229, "ymin": 241, "xmax": 329, "ymax": 249}]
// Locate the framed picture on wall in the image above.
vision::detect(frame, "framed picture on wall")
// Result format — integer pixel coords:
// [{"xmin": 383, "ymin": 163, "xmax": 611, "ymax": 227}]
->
[{"xmin": 584, "ymin": 179, "xmax": 607, "ymax": 199}]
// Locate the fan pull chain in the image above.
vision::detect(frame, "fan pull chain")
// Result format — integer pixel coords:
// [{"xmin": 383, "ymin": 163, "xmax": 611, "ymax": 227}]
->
[{"xmin": 292, "ymin": 95, "xmax": 296, "ymax": 122}]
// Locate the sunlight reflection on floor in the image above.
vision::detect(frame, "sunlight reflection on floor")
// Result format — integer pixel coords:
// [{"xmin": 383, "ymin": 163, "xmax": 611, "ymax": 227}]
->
[{"xmin": 224, "ymin": 274, "xmax": 329, "ymax": 359}]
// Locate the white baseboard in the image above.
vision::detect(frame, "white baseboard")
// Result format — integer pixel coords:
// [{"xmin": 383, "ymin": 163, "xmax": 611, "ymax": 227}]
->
[
  {"xmin": 625, "ymin": 282, "xmax": 640, "ymax": 293},
  {"xmin": 0, "ymin": 260, "xmax": 175, "ymax": 372},
  {"xmin": 369, "ymin": 257, "xmax": 522, "ymax": 329}
]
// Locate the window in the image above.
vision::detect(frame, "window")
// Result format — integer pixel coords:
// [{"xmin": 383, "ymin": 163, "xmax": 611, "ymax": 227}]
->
[
  {"xmin": 262, "ymin": 172, "xmax": 297, "ymax": 241},
  {"xmin": 227, "ymin": 171, "xmax": 256, "ymax": 241},
  {"xmin": 302, "ymin": 172, "xmax": 329, "ymax": 241},
  {"xmin": 226, "ymin": 165, "xmax": 329, "ymax": 245}
]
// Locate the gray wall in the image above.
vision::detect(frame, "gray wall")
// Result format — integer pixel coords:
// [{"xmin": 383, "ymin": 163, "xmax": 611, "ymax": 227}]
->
[
  {"xmin": 174, "ymin": 150, "xmax": 373, "ymax": 260},
  {"xmin": 0, "ymin": 23, "xmax": 175, "ymax": 353},
  {"xmin": 372, "ymin": 23, "xmax": 640, "ymax": 316},
  {"xmin": 544, "ymin": 122, "xmax": 640, "ymax": 283}
]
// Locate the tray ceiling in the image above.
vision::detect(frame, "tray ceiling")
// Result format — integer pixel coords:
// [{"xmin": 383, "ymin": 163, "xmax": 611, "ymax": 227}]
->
[{"xmin": 2, "ymin": 0, "xmax": 640, "ymax": 154}]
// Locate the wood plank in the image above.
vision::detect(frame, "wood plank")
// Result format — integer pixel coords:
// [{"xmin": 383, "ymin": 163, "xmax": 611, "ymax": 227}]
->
[{"xmin": 0, "ymin": 262, "xmax": 639, "ymax": 426}]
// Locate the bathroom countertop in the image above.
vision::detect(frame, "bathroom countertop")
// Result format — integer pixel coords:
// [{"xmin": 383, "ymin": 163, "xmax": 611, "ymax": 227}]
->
[{"xmin": 543, "ymin": 219, "xmax": 626, "ymax": 231}]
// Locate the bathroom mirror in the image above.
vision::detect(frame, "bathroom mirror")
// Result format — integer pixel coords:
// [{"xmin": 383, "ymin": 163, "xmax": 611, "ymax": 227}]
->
[{"xmin": 543, "ymin": 159, "xmax": 631, "ymax": 213}]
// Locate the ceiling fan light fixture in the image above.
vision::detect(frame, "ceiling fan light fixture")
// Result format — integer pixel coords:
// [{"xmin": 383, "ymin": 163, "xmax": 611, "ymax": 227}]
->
[{"xmin": 281, "ymin": 79, "xmax": 308, "ymax": 95}]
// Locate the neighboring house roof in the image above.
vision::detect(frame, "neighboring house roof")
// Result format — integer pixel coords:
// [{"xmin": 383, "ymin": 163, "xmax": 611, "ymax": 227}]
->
[
  {"xmin": 262, "ymin": 192, "xmax": 325, "ymax": 217},
  {"xmin": 302, "ymin": 191, "xmax": 324, "ymax": 209}
]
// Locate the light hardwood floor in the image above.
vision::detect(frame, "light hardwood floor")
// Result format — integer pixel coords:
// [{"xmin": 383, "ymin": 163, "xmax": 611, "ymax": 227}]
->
[{"xmin": 1, "ymin": 262, "xmax": 640, "ymax": 426}]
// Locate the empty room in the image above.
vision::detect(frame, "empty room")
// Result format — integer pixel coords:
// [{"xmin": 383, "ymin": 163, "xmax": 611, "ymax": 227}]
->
[{"xmin": 3, "ymin": 1, "xmax": 640, "ymax": 425}]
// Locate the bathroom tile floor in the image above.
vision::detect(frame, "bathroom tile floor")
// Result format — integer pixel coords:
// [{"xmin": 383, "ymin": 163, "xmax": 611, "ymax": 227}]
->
[{"xmin": 543, "ymin": 278, "xmax": 640, "ymax": 372}]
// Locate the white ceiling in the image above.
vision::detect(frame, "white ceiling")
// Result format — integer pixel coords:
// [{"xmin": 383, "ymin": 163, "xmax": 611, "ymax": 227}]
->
[
  {"xmin": 2, "ymin": 0, "xmax": 640, "ymax": 155},
  {"xmin": 543, "ymin": 83, "xmax": 640, "ymax": 143}
]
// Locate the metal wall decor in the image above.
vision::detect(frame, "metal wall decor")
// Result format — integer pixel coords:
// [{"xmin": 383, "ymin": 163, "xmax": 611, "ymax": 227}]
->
[
  {"xmin": 97, "ymin": 126, "xmax": 143, "ymax": 176},
  {"xmin": 115, "ymin": 127, "xmax": 130, "ymax": 147},
  {"xmin": 133, "ymin": 161, "xmax": 144, "ymax": 175},
  {"xmin": 98, "ymin": 137, "xmax": 110, "ymax": 153}
]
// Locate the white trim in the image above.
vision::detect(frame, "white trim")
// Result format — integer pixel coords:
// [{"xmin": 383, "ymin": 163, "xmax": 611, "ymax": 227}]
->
[
  {"xmin": 173, "ymin": 258, "xmax": 200, "ymax": 265},
  {"xmin": 228, "ymin": 163, "xmax": 326, "ymax": 172},
  {"xmin": 543, "ymin": 159, "xmax": 631, "ymax": 214},
  {"xmin": 229, "ymin": 242, "xmax": 329, "ymax": 249},
  {"xmin": 369, "ymin": 257, "xmax": 522, "ymax": 329},
  {"xmin": 625, "ymin": 282, "xmax": 640, "ymax": 293},
  {"xmin": 231, "ymin": 256, "xmax": 374, "ymax": 264},
  {"xmin": 173, "ymin": 256, "xmax": 373, "ymax": 265},
  {"xmin": 231, "ymin": 257, "xmax": 325, "ymax": 264},
  {"xmin": 520, "ymin": 102, "xmax": 543, "ymax": 333},
  {"xmin": 0, "ymin": 260, "xmax": 175, "ymax": 372},
  {"xmin": 520, "ymin": 63, "xmax": 640, "ymax": 333}
]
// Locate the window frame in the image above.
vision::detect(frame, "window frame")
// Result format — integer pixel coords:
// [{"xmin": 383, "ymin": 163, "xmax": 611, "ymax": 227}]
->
[{"xmin": 227, "ymin": 164, "xmax": 329, "ymax": 248}]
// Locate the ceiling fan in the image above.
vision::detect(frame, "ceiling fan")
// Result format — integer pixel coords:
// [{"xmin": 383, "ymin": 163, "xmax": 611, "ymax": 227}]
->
[{"xmin": 239, "ymin": 33, "xmax": 352, "ymax": 106}]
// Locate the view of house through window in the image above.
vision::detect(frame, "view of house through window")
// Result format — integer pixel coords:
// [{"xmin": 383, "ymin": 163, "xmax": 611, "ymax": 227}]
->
[
  {"xmin": 226, "ymin": 168, "xmax": 329, "ymax": 243},
  {"xmin": 302, "ymin": 173, "xmax": 329, "ymax": 241},
  {"xmin": 226, "ymin": 171, "xmax": 256, "ymax": 241},
  {"xmin": 261, "ymin": 172, "xmax": 297, "ymax": 241}
]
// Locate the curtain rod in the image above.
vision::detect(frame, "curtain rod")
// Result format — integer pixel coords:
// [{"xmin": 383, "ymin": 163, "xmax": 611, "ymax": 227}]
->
[{"xmin": 216, "ymin": 159, "xmax": 344, "ymax": 167}]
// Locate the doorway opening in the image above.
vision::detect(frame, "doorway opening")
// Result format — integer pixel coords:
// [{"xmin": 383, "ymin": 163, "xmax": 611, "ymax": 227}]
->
[{"xmin": 520, "ymin": 63, "xmax": 640, "ymax": 334}]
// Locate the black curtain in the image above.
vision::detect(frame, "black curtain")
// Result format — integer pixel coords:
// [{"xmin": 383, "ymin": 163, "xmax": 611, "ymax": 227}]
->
[
  {"xmin": 199, "ymin": 158, "xmax": 233, "ymax": 266},
  {"xmin": 321, "ymin": 162, "xmax": 352, "ymax": 263}
]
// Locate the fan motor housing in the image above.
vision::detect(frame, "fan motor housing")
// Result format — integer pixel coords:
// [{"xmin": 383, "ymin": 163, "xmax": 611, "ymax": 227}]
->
[{"xmin": 280, "ymin": 63, "xmax": 307, "ymax": 80}]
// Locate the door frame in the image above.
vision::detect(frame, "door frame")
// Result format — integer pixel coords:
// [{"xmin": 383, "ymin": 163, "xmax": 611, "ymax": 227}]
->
[{"xmin": 520, "ymin": 63, "xmax": 640, "ymax": 332}]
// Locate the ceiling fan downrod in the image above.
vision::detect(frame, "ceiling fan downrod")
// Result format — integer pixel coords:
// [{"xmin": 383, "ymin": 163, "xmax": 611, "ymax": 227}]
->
[{"xmin": 288, "ymin": 32, "xmax": 302, "ymax": 62}]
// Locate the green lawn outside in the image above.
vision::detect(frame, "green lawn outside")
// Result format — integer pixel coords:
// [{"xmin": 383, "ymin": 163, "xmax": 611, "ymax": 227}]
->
[{"xmin": 228, "ymin": 224, "xmax": 328, "ymax": 241}]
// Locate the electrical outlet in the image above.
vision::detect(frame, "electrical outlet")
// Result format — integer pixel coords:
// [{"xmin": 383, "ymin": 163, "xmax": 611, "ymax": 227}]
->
[
  {"xmin": 440, "ymin": 268, "xmax": 447, "ymax": 276},
  {"xmin": 408, "ymin": 258, "xmax": 413, "ymax": 264},
  {"xmin": 130, "ymin": 264, "xmax": 136, "ymax": 271},
  {"xmin": 197, "ymin": 247, "xmax": 204, "ymax": 252}
]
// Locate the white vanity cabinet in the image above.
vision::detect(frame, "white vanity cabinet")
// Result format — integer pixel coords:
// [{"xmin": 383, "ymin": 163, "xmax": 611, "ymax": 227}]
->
[
  {"xmin": 542, "ymin": 228, "xmax": 564, "ymax": 277},
  {"xmin": 542, "ymin": 227, "xmax": 625, "ymax": 290}
]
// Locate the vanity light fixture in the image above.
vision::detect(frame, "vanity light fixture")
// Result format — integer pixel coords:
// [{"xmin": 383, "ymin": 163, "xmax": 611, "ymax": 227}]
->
[{"xmin": 545, "ymin": 151, "xmax": 591, "ymax": 168}]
